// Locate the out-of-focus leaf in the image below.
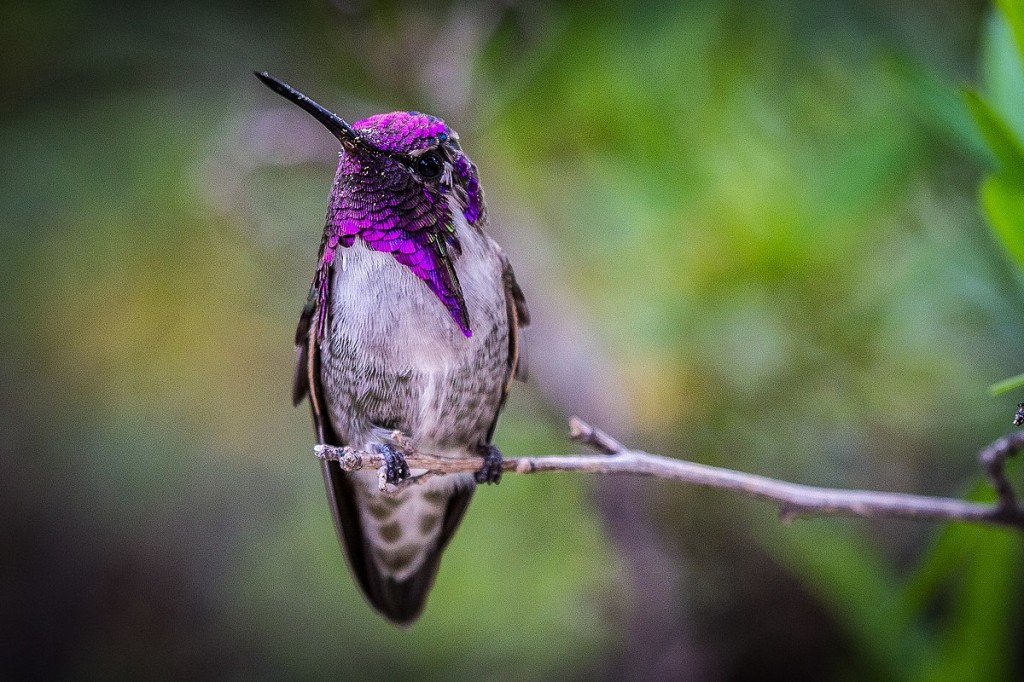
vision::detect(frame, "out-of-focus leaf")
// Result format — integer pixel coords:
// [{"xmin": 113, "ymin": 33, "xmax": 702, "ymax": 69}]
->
[
  {"xmin": 764, "ymin": 524, "xmax": 931, "ymax": 679},
  {"xmin": 886, "ymin": 55, "xmax": 990, "ymax": 161},
  {"xmin": 988, "ymin": 370, "xmax": 1024, "ymax": 395},
  {"xmin": 917, "ymin": 527, "xmax": 1023, "ymax": 682},
  {"xmin": 981, "ymin": 173, "xmax": 1024, "ymax": 269},
  {"xmin": 964, "ymin": 90, "xmax": 1024, "ymax": 182},
  {"xmin": 898, "ymin": 521, "xmax": 971, "ymax": 625},
  {"xmin": 984, "ymin": 5, "xmax": 1024, "ymax": 141},
  {"xmin": 996, "ymin": 0, "xmax": 1024, "ymax": 66},
  {"xmin": 897, "ymin": 480, "xmax": 993, "ymax": 619},
  {"xmin": 897, "ymin": 503, "xmax": 1023, "ymax": 682}
]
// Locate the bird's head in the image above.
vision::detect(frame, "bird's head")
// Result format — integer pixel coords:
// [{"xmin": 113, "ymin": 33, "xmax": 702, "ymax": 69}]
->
[{"xmin": 256, "ymin": 72, "xmax": 484, "ymax": 336}]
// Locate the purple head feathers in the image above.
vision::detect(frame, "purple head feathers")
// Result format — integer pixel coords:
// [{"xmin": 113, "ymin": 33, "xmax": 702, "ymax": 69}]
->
[
  {"xmin": 256, "ymin": 73, "xmax": 485, "ymax": 338},
  {"xmin": 352, "ymin": 111, "xmax": 449, "ymax": 152},
  {"xmin": 321, "ymin": 111, "xmax": 485, "ymax": 337}
]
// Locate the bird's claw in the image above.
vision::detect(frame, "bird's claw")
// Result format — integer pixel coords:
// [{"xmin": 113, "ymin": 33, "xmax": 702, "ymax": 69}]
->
[
  {"xmin": 374, "ymin": 443, "xmax": 410, "ymax": 485},
  {"xmin": 475, "ymin": 444, "xmax": 503, "ymax": 485}
]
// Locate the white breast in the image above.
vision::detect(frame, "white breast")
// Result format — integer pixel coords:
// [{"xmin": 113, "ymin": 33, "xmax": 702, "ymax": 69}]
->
[{"xmin": 323, "ymin": 206, "xmax": 509, "ymax": 453}]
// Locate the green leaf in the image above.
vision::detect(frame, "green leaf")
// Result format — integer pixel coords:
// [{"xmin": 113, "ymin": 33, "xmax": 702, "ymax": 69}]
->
[
  {"xmin": 996, "ymin": 0, "xmax": 1024, "ymax": 63},
  {"xmin": 988, "ymin": 370, "xmax": 1024, "ymax": 395},
  {"xmin": 963, "ymin": 90, "xmax": 1024, "ymax": 182},
  {"xmin": 985, "ymin": 4, "xmax": 1024, "ymax": 140},
  {"xmin": 897, "ymin": 480, "xmax": 994, "ymax": 619},
  {"xmin": 764, "ymin": 524, "xmax": 931, "ymax": 678},
  {"xmin": 899, "ymin": 521, "xmax": 973, "ymax": 624},
  {"xmin": 981, "ymin": 173, "xmax": 1024, "ymax": 270},
  {"xmin": 918, "ymin": 527, "xmax": 1023, "ymax": 682},
  {"xmin": 885, "ymin": 55, "xmax": 990, "ymax": 161}
]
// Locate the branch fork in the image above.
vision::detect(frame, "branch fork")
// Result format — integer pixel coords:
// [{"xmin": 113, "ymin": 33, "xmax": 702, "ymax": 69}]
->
[{"xmin": 978, "ymin": 431, "xmax": 1024, "ymax": 513}]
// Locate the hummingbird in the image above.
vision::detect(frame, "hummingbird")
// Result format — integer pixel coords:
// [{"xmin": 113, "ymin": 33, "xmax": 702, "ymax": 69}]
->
[{"xmin": 255, "ymin": 72, "xmax": 528, "ymax": 625}]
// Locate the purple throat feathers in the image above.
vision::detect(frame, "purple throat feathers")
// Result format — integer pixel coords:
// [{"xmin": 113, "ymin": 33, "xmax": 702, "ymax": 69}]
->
[{"xmin": 311, "ymin": 111, "xmax": 485, "ymax": 339}]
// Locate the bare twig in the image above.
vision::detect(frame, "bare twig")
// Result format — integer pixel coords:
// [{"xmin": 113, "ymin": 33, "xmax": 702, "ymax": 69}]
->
[
  {"xmin": 978, "ymin": 430, "xmax": 1024, "ymax": 512},
  {"xmin": 314, "ymin": 417, "xmax": 1024, "ymax": 531},
  {"xmin": 568, "ymin": 415, "xmax": 626, "ymax": 454}
]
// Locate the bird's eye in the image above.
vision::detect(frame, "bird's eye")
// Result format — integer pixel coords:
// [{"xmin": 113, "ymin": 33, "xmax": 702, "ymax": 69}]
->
[{"xmin": 416, "ymin": 152, "xmax": 442, "ymax": 179}]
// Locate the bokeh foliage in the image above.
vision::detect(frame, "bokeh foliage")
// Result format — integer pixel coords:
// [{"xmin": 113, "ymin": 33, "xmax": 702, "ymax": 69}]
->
[
  {"xmin": 967, "ymin": 0, "xmax": 1024, "ymax": 395},
  {"xmin": 2, "ymin": 0, "xmax": 1022, "ymax": 679}
]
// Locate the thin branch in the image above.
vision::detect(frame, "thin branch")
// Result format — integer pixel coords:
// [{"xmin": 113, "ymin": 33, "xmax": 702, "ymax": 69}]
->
[
  {"xmin": 314, "ymin": 417, "xmax": 1024, "ymax": 531},
  {"xmin": 978, "ymin": 430, "xmax": 1024, "ymax": 511}
]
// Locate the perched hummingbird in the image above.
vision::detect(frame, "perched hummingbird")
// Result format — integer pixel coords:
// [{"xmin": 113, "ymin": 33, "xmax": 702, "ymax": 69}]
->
[{"xmin": 255, "ymin": 72, "xmax": 528, "ymax": 625}]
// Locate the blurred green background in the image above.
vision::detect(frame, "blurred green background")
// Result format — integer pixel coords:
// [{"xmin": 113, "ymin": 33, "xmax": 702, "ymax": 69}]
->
[{"xmin": 3, "ymin": 0, "xmax": 1023, "ymax": 679}]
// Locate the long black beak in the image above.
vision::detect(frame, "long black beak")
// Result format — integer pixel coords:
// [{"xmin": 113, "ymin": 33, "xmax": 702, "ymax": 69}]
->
[{"xmin": 254, "ymin": 71, "xmax": 359, "ymax": 145}]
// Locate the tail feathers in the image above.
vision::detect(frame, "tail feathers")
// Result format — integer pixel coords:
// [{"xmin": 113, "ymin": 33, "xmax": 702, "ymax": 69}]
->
[{"xmin": 320, "ymin": 459, "xmax": 474, "ymax": 625}]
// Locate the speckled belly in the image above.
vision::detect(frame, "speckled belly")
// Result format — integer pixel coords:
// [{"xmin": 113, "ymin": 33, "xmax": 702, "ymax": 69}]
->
[{"xmin": 320, "ymin": 237, "xmax": 509, "ymax": 455}]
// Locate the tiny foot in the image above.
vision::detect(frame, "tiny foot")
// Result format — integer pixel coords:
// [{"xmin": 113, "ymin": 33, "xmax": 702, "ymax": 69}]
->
[
  {"xmin": 374, "ymin": 443, "xmax": 410, "ymax": 485},
  {"xmin": 475, "ymin": 444, "xmax": 503, "ymax": 485}
]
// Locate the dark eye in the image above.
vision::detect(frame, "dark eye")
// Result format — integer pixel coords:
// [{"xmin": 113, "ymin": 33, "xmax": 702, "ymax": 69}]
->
[{"xmin": 416, "ymin": 152, "xmax": 442, "ymax": 179}]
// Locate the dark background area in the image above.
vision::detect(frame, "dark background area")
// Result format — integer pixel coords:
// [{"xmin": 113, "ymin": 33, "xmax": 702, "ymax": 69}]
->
[{"xmin": 2, "ymin": 0, "xmax": 1022, "ymax": 679}]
